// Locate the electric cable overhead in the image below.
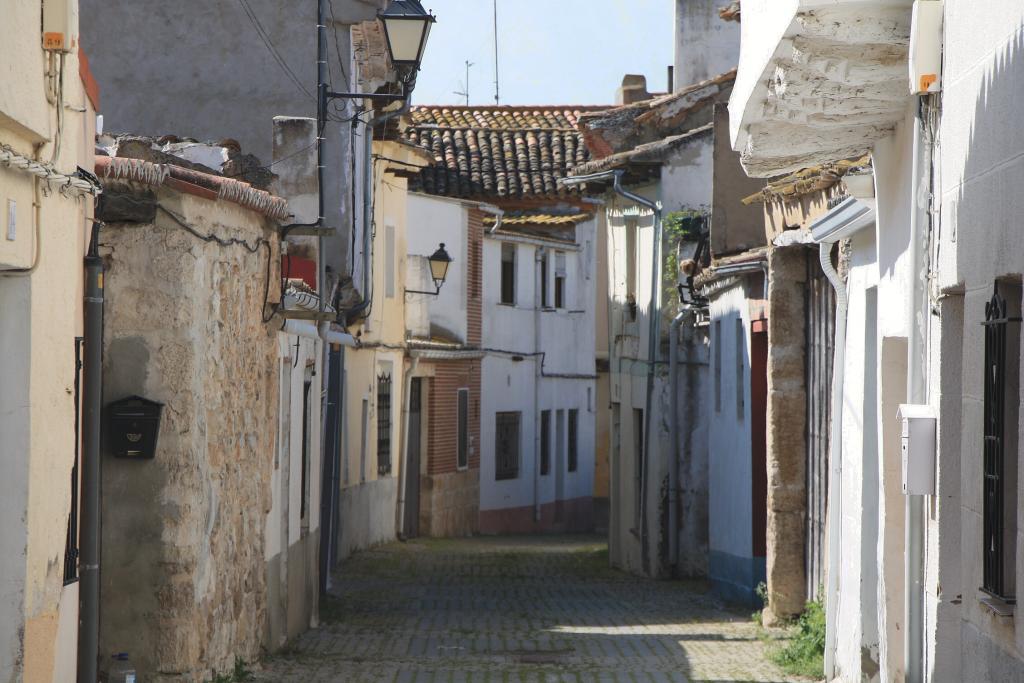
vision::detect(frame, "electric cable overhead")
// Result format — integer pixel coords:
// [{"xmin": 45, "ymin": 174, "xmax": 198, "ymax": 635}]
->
[{"xmin": 237, "ymin": 0, "xmax": 315, "ymax": 101}]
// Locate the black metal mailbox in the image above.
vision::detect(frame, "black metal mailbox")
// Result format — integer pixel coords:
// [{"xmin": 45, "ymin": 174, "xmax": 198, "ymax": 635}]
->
[{"xmin": 106, "ymin": 396, "xmax": 163, "ymax": 459}]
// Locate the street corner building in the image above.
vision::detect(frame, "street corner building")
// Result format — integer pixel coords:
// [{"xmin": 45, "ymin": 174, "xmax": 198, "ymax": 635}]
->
[
  {"xmin": 401, "ymin": 105, "xmax": 603, "ymax": 536},
  {"xmin": 91, "ymin": 137, "xmax": 298, "ymax": 680}
]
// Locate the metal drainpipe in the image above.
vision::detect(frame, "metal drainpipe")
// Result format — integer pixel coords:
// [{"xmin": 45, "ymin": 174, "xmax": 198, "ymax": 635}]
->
[
  {"xmin": 818, "ymin": 240, "xmax": 848, "ymax": 681},
  {"xmin": 905, "ymin": 97, "xmax": 929, "ymax": 683},
  {"xmin": 396, "ymin": 356, "xmax": 420, "ymax": 538},
  {"xmin": 562, "ymin": 170, "xmax": 661, "ymax": 570},
  {"xmin": 534, "ymin": 246, "xmax": 545, "ymax": 522},
  {"xmin": 669, "ymin": 310, "xmax": 688, "ymax": 570},
  {"xmin": 78, "ymin": 232, "xmax": 104, "ymax": 683}
]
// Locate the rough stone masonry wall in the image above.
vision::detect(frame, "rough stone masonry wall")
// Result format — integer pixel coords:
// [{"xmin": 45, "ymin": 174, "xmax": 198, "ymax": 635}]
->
[
  {"xmin": 763, "ymin": 245, "xmax": 808, "ymax": 624},
  {"xmin": 99, "ymin": 191, "xmax": 279, "ymax": 682}
]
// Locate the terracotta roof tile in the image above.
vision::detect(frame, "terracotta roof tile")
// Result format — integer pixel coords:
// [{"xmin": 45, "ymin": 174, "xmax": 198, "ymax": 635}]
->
[{"xmin": 403, "ymin": 105, "xmax": 608, "ymax": 200}]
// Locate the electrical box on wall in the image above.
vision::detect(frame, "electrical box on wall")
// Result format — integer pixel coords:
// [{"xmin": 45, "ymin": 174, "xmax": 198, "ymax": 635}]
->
[
  {"xmin": 42, "ymin": 0, "xmax": 79, "ymax": 53},
  {"xmin": 899, "ymin": 404, "xmax": 936, "ymax": 495},
  {"xmin": 909, "ymin": 0, "xmax": 943, "ymax": 94}
]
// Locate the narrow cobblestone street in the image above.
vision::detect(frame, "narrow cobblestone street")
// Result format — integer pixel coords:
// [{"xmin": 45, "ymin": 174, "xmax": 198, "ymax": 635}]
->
[{"xmin": 256, "ymin": 536, "xmax": 800, "ymax": 683}]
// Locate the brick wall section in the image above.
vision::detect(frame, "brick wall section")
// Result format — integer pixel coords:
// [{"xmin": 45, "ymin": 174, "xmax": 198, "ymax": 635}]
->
[
  {"xmin": 426, "ymin": 359, "xmax": 482, "ymax": 476},
  {"xmin": 467, "ymin": 208, "xmax": 483, "ymax": 346}
]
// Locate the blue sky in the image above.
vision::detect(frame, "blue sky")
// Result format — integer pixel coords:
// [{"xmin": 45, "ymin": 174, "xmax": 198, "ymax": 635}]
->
[{"xmin": 412, "ymin": 0, "xmax": 674, "ymax": 107}]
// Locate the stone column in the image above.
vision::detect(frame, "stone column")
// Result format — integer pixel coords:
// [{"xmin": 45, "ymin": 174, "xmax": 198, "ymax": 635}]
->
[{"xmin": 763, "ymin": 245, "xmax": 808, "ymax": 624}]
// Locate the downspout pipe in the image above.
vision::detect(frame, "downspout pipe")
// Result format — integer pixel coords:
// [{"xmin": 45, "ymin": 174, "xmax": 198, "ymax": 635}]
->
[
  {"xmin": 396, "ymin": 356, "xmax": 421, "ymax": 539},
  {"xmin": 669, "ymin": 310, "xmax": 688, "ymax": 570},
  {"xmin": 818, "ymin": 241, "xmax": 848, "ymax": 680},
  {"xmin": 905, "ymin": 97, "xmax": 929, "ymax": 683},
  {"xmin": 533, "ymin": 246, "xmax": 545, "ymax": 522},
  {"xmin": 563, "ymin": 169, "xmax": 662, "ymax": 570},
  {"xmin": 808, "ymin": 195, "xmax": 874, "ymax": 679},
  {"xmin": 78, "ymin": 231, "xmax": 104, "ymax": 683},
  {"xmin": 481, "ymin": 203, "xmax": 504, "ymax": 234}
]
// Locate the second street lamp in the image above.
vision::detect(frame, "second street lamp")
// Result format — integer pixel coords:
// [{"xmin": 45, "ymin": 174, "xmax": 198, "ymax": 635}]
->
[{"xmin": 406, "ymin": 243, "xmax": 453, "ymax": 296}]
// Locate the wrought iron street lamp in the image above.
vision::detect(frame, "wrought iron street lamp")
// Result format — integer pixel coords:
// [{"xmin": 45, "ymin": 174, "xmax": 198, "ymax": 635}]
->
[
  {"xmin": 324, "ymin": 0, "xmax": 436, "ymax": 104},
  {"xmin": 406, "ymin": 243, "xmax": 452, "ymax": 296}
]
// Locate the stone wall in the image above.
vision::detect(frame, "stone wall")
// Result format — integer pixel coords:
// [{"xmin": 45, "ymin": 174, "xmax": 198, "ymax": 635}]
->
[
  {"xmin": 763, "ymin": 245, "xmax": 808, "ymax": 624},
  {"xmin": 420, "ymin": 470, "xmax": 480, "ymax": 538},
  {"xmin": 99, "ymin": 189, "xmax": 279, "ymax": 682}
]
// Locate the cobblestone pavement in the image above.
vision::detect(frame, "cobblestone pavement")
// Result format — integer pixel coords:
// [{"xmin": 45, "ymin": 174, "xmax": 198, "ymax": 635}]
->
[{"xmin": 256, "ymin": 536, "xmax": 802, "ymax": 683}]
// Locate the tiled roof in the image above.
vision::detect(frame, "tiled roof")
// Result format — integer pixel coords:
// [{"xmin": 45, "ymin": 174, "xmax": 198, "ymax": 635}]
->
[
  {"xmin": 403, "ymin": 106, "xmax": 609, "ymax": 200},
  {"xmin": 741, "ymin": 156, "xmax": 872, "ymax": 205}
]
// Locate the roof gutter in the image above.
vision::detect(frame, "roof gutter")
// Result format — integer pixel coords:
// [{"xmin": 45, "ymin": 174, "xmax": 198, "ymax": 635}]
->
[
  {"xmin": 808, "ymin": 195, "xmax": 873, "ymax": 679},
  {"xmin": 479, "ymin": 203, "xmax": 504, "ymax": 234},
  {"xmin": 562, "ymin": 168, "xmax": 662, "ymax": 571}
]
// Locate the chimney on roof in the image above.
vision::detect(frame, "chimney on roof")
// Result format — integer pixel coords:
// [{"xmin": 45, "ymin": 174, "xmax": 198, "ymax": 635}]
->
[{"xmin": 617, "ymin": 75, "xmax": 653, "ymax": 106}]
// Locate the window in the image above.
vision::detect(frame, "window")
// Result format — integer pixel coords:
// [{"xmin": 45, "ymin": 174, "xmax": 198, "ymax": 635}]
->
[
  {"xmin": 457, "ymin": 388, "xmax": 469, "ymax": 470},
  {"xmin": 540, "ymin": 249, "xmax": 549, "ymax": 308},
  {"xmin": 495, "ymin": 412, "xmax": 521, "ymax": 480},
  {"xmin": 714, "ymin": 320, "xmax": 722, "ymax": 412},
  {"xmin": 540, "ymin": 410, "xmax": 551, "ymax": 475},
  {"xmin": 568, "ymin": 409, "xmax": 579, "ymax": 473},
  {"xmin": 500, "ymin": 243, "xmax": 516, "ymax": 304},
  {"xmin": 554, "ymin": 251, "xmax": 566, "ymax": 309},
  {"xmin": 385, "ymin": 224, "xmax": 395, "ymax": 298},
  {"xmin": 736, "ymin": 318, "xmax": 745, "ymax": 419},
  {"xmin": 983, "ymin": 281, "xmax": 1021, "ymax": 602},
  {"xmin": 377, "ymin": 370, "xmax": 393, "ymax": 475}
]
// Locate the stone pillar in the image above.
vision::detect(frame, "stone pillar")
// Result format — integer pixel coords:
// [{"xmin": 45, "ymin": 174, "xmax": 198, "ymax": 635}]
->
[{"xmin": 763, "ymin": 245, "xmax": 808, "ymax": 624}]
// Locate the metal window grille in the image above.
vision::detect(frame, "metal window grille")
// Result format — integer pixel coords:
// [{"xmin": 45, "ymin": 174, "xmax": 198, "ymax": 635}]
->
[
  {"xmin": 495, "ymin": 412, "xmax": 521, "ymax": 480},
  {"xmin": 457, "ymin": 389, "xmax": 469, "ymax": 469},
  {"xmin": 377, "ymin": 372, "xmax": 393, "ymax": 475},
  {"xmin": 568, "ymin": 409, "xmax": 579, "ymax": 473},
  {"xmin": 64, "ymin": 337, "xmax": 84, "ymax": 585},
  {"xmin": 983, "ymin": 285, "xmax": 1020, "ymax": 601},
  {"xmin": 540, "ymin": 410, "xmax": 551, "ymax": 475}
]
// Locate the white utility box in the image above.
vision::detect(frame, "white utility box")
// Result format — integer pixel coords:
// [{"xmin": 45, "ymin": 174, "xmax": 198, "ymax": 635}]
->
[
  {"xmin": 909, "ymin": 1, "xmax": 943, "ymax": 94},
  {"xmin": 43, "ymin": 0, "xmax": 79, "ymax": 53},
  {"xmin": 899, "ymin": 404, "xmax": 936, "ymax": 495}
]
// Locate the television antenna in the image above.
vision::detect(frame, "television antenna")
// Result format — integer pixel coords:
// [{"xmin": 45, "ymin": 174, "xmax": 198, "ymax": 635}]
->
[{"xmin": 454, "ymin": 60, "xmax": 474, "ymax": 106}]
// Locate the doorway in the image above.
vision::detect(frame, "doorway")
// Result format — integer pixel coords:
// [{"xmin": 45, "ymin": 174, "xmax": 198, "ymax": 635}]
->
[{"xmin": 750, "ymin": 320, "xmax": 768, "ymax": 562}]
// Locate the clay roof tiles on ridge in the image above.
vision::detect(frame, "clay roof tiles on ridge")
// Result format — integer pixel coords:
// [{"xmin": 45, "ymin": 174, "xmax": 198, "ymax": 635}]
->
[{"xmin": 403, "ymin": 105, "xmax": 608, "ymax": 200}]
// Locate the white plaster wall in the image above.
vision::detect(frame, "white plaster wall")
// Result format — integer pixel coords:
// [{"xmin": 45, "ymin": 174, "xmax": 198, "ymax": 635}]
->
[
  {"xmin": 479, "ymin": 218, "xmax": 598, "ymax": 515},
  {"xmin": 0, "ymin": 8, "xmax": 94, "ymax": 677},
  {"xmin": 935, "ymin": 3, "xmax": 1024, "ymax": 677},
  {"xmin": 707, "ymin": 282, "xmax": 754, "ymax": 562},
  {"xmin": 266, "ymin": 333, "xmax": 323, "ymax": 562},
  {"xmin": 834, "ymin": 230, "xmax": 882, "ymax": 681},
  {"xmin": 674, "ymin": 0, "xmax": 741, "ymax": 90},
  {"xmin": 407, "ymin": 194, "xmax": 468, "ymax": 343},
  {"xmin": 728, "ymin": 0, "xmax": 799, "ymax": 149},
  {"xmin": 661, "ymin": 137, "xmax": 715, "ymax": 214}
]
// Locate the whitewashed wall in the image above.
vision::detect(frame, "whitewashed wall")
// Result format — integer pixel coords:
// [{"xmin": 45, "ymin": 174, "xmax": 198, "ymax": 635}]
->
[
  {"xmin": 478, "ymin": 218, "xmax": 598, "ymax": 519},
  {"xmin": 707, "ymin": 279, "xmax": 758, "ymax": 603},
  {"xmin": 407, "ymin": 194, "xmax": 468, "ymax": 343}
]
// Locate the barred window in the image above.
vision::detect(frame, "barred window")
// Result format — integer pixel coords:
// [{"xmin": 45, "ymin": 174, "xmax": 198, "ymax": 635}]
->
[
  {"xmin": 983, "ymin": 281, "xmax": 1020, "ymax": 602},
  {"xmin": 495, "ymin": 412, "xmax": 521, "ymax": 480},
  {"xmin": 377, "ymin": 370, "xmax": 393, "ymax": 475}
]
